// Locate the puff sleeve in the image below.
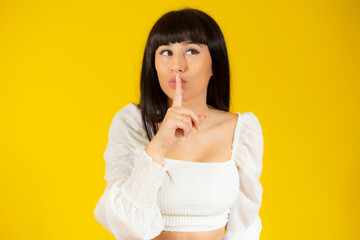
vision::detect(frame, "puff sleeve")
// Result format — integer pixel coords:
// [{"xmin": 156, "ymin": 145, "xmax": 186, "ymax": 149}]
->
[
  {"xmin": 94, "ymin": 103, "xmax": 166, "ymax": 240},
  {"xmin": 223, "ymin": 112, "xmax": 264, "ymax": 240}
]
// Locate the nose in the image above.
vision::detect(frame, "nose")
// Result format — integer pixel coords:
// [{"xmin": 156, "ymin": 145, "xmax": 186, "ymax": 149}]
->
[{"xmin": 170, "ymin": 54, "xmax": 187, "ymax": 73}]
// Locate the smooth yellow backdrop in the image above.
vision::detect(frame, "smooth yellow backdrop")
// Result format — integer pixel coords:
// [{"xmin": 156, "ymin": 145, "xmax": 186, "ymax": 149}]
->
[{"xmin": 0, "ymin": 0, "xmax": 359, "ymax": 239}]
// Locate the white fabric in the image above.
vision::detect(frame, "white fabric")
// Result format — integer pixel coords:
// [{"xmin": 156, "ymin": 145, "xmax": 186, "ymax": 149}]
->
[
  {"xmin": 94, "ymin": 102, "xmax": 264, "ymax": 240},
  {"xmin": 159, "ymin": 157, "xmax": 239, "ymax": 232}
]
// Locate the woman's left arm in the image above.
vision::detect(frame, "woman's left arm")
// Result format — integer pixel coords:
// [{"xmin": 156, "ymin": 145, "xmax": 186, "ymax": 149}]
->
[{"xmin": 224, "ymin": 112, "xmax": 264, "ymax": 240}]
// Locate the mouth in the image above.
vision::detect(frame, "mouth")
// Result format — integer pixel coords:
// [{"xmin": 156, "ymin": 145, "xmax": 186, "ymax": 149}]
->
[{"xmin": 168, "ymin": 76, "xmax": 187, "ymax": 89}]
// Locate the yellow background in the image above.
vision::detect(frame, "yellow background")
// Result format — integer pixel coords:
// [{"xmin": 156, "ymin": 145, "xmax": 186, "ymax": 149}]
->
[{"xmin": 0, "ymin": 0, "xmax": 359, "ymax": 239}]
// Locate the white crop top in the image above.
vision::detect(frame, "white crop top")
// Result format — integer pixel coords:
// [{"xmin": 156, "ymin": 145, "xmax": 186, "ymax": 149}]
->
[
  {"xmin": 94, "ymin": 103, "xmax": 264, "ymax": 240},
  {"xmin": 159, "ymin": 157, "xmax": 239, "ymax": 232}
]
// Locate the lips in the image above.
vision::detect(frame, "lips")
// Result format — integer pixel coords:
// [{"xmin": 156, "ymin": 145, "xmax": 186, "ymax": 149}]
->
[{"xmin": 168, "ymin": 76, "xmax": 187, "ymax": 89}]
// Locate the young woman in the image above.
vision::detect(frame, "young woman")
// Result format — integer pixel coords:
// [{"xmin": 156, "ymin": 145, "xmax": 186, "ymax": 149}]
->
[{"xmin": 94, "ymin": 8, "xmax": 264, "ymax": 240}]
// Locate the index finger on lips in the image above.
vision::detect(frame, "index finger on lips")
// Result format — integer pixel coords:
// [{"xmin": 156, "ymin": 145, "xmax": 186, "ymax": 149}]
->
[{"xmin": 172, "ymin": 73, "xmax": 182, "ymax": 107}]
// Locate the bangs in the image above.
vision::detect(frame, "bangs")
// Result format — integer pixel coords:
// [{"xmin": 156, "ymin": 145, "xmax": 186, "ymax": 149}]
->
[{"xmin": 149, "ymin": 10, "xmax": 209, "ymax": 49}]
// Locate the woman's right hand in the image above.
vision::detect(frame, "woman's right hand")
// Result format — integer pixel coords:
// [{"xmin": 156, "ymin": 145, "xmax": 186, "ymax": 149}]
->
[{"xmin": 152, "ymin": 73, "xmax": 207, "ymax": 151}]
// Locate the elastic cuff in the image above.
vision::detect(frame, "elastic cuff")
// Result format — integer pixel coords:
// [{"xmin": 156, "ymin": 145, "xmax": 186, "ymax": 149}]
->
[{"xmin": 121, "ymin": 149, "xmax": 167, "ymax": 209}]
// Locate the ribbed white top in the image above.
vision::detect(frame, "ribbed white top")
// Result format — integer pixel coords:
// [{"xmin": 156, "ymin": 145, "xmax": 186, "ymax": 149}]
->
[{"xmin": 159, "ymin": 157, "xmax": 239, "ymax": 231}]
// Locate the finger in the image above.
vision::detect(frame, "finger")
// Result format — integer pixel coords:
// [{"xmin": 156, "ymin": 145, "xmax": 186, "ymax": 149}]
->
[
  {"xmin": 196, "ymin": 115, "xmax": 206, "ymax": 132},
  {"xmin": 172, "ymin": 108, "xmax": 201, "ymax": 131},
  {"xmin": 172, "ymin": 113, "xmax": 194, "ymax": 133},
  {"xmin": 173, "ymin": 118, "xmax": 192, "ymax": 137},
  {"xmin": 172, "ymin": 73, "xmax": 182, "ymax": 107},
  {"xmin": 176, "ymin": 114, "xmax": 192, "ymax": 126}
]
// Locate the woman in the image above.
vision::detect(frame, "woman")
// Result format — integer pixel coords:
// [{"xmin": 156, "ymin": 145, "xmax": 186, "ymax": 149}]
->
[{"xmin": 94, "ymin": 8, "xmax": 264, "ymax": 240}]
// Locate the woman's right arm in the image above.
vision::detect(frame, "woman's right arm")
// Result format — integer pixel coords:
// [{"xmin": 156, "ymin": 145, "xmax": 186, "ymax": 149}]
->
[
  {"xmin": 95, "ymin": 74, "xmax": 205, "ymax": 239},
  {"xmin": 94, "ymin": 106, "xmax": 167, "ymax": 240}
]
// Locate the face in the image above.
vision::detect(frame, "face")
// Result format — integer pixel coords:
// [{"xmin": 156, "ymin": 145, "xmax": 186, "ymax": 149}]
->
[{"xmin": 154, "ymin": 41, "xmax": 213, "ymax": 104}]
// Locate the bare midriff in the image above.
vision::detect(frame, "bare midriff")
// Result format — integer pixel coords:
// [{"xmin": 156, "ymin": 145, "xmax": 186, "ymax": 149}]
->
[{"xmin": 152, "ymin": 226, "xmax": 225, "ymax": 240}]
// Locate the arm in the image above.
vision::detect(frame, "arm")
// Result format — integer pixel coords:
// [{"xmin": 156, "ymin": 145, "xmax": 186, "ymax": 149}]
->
[
  {"xmin": 94, "ymin": 104, "xmax": 166, "ymax": 240},
  {"xmin": 224, "ymin": 112, "xmax": 264, "ymax": 240}
]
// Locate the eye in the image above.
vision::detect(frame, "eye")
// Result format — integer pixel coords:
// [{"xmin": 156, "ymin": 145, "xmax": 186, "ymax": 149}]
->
[
  {"xmin": 159, "ymin": 49, "xmax": 173, "ymax": 56},
  {"xmin": 185, "ymin": 49, "xmax": 200, "ymax": 55}
]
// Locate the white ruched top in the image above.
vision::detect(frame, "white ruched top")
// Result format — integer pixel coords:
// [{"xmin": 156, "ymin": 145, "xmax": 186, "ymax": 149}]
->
[
  {"xmin": 159, "ymin": 156, "xmax": 239, "ymax": 232},
  {"xmin": 94, "ymin": 103, "xmax": 264, "ymax": 240}
]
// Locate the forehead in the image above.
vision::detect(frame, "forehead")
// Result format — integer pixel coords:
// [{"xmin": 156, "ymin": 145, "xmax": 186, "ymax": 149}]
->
[{"xmin": 158, "ymin": 41, "xmax": 205, "ymax": 47}]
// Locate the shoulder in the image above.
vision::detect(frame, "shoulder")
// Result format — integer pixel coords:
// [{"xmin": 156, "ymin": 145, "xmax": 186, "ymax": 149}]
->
[
  {"xmin": 209, "ymin": 108, "xmax": 262, "ymax": 135},
  {"xmin": 116, "ymin": 102, "xmax": 141, "ymax": 118},
  {"xmin": 108, "ymin": 102, "xmax": 146, "ymax": 139},
  {"xmin": 237, "ymin": 112, "xmax": 263, "ymax": 148},
  {"xmin": 208, "ymin": 107, "xmax": 238, "ymax": 128},
  {"xmin": 238, "ymin": 112, "xmax": 263, "ymax": 135},
  {"xmin": 234, "ymin": 111, "xmax": 264, "ymax": 172},
  {"xmin": 205, "ymin": 108, "xmax": 238, "ymax": 138},
  {"xmin": 215, "ymin": 110, "xmax": 263, "ymax": 151},
  {"xmin": 113, "ymin": 102, "xmax": 141, "ymax": 124}
]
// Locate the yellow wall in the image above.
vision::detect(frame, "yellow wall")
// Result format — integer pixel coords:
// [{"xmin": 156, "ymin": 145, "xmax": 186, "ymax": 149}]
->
[{"xmin": 0, "ymin": 0, "xmax": 359, "ymax": 239}]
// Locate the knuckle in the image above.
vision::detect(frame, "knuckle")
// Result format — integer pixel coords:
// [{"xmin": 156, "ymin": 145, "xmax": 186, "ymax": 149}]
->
[{"xmin": 190, "ymin": 110, "xmax": 198, "ymax": 120}]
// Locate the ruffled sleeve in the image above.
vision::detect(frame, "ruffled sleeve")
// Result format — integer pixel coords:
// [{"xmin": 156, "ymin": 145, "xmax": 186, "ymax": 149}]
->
[
  {"xmin": 94, "ymin": 103, "xmax": 166, "ymax": 240},
  {"xmin": 224, "ymin": 112, "xmax": 264, "ymax": 240}
]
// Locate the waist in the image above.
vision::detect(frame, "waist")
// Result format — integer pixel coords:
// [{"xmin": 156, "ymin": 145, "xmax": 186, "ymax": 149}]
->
[{"xmin": 152, "ymin": 226, "xmax": 225, "ymax": 240}]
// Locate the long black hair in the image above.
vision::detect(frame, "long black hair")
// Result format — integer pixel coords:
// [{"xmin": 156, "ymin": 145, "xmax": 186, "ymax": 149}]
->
[{"xmin": 138, "ymin": 8, "xmax": 230, "ymax": 141}]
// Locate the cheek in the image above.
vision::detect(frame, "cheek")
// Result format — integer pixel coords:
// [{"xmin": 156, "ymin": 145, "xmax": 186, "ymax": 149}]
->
[
  {"xmin": 155, "ymin": 57, "xmax": 168, "ymax": 76},
  {"xmin": 192, "ymin": 57, "xmax": 212, "ymax": 77},
  {"xmin": 203, "ymin": 55, "xmax": 213, "ymax": 75},
  {"xmin": 154, "ymin": 58, "xmax": 170, "ymax": 94}
]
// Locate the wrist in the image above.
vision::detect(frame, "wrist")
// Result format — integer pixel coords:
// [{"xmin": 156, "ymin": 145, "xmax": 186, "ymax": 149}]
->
[
  {"xmin": 151, "ymin": 135, "xmax": 170, "ymax": 152},
  {"xmin": 145, "ymin": 139, "xmax": 168, "ymax": 166}
]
